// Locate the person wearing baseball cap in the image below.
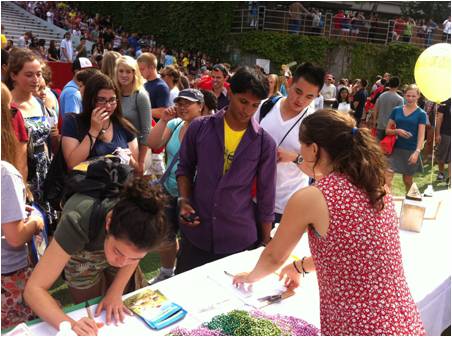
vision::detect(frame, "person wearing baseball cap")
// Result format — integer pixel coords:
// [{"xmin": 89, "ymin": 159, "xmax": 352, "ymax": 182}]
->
[
  {"xmin": 174, "ymin": 88, "xmax": 204, "ymax": 104},
  {"xmin": 60, "ymin": 57, "xmax": 93, "ymax": 118},
  {"xmin": 147, "ymin": 88, "xmax": 206, "ymax": 284}
]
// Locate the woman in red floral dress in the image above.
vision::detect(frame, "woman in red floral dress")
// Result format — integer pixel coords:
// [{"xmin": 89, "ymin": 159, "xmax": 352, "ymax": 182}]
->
[{"xmin": 233, "ymin": 109, "xmax": 425, "ymax": 335}]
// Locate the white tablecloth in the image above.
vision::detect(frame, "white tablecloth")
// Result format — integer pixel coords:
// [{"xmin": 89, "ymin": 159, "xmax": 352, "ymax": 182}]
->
[{"xmin": 27, "ymin": 190, "xmax": 451, "ymax": 336}]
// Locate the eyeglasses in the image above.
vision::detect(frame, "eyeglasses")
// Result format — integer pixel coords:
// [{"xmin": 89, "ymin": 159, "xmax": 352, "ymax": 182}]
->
[
  {"xmin": 96, "ymin": 97, "xmax": 118, "ymax": 105},
  {"xmin": 175, "ymin": 101, "xmax": 196, "ymax": 109}
]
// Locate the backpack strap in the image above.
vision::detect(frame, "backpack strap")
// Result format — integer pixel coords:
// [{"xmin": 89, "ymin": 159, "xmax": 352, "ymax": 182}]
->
[{"xmin": 258, "ymin": 95, "xmax": 283, "ymax": 123}]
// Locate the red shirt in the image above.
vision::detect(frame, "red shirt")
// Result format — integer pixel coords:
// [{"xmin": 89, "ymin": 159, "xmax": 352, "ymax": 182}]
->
[
  {"xmin": 333, "ymin": 12, "xmax": 345, "ymax": 29},
  {"xmin": 10, "ymin": 103, "xmax": 29, "ymax": 142}
]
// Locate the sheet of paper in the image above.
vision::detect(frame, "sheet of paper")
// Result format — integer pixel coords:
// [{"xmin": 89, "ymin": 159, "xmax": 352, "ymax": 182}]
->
[{"xmin": 207, "ymin": 270, "xmax": 287, "ymax": 308}]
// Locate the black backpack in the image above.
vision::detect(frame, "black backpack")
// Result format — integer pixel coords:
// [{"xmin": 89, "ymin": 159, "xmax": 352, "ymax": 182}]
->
[
  {"xmin": 43, "ymin": 113, "xmax": 88, "ymax": 212},
  {"xmin": 62, "ymin": 157, "xmax": 132, "ymax": 241},
  {"xmin": 258, "ymin": 94, "xmax": 283, "ymax": 123}
]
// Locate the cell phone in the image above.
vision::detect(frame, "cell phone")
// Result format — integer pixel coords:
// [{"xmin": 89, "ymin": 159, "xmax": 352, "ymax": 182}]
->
[{"xmin": 181, "ymin": 213, "xmax": 197, "ymax": 223}]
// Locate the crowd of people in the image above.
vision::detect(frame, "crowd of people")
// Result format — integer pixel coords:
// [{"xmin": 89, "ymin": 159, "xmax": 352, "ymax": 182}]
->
[
  {"xmin": 8, "ymin": 1, "xmax": 219, "ymax": 77},
  {"xmin": 3, "ymin": 1, "xmax": 450, "ymax": 68},
  {"xmin": 1, "ymin": 2, "xmax": 451, "ymax": 336},
  {"xmin": 247, "ymin": 2, "xmax": 451, "ymax": 46}
]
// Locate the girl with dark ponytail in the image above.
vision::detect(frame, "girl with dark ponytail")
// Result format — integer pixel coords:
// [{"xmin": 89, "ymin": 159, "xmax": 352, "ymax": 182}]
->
[
  {"xmin": 233, "ymin": 109, "xmax": 425, "ymax": 336},
  {"xmin": 24, "ymin": 176, "xmax": 170, "ymax": 336}
]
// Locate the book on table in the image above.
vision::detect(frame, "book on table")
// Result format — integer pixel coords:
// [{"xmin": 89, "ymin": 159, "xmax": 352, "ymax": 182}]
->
[{"xmin": 123, "ymin": 289, "xmax": 187, "ymax": 330}]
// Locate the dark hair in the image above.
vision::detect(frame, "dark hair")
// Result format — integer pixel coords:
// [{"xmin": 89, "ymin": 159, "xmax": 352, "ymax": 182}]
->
[
  {"xmin": 388, "ymin": 76, "xmax": 400, "ymax": 88},
  {"xmin": 212, "ymin": 63, "xmax": 229, "ymax": 77},
  {"xmin": 200, "ymin": 89, "xmax": 218, "ymax": 111},
  {"xmin": 75, "ymin": 67, "xmax": 101, "ymax": 85},
  {"xmin": 80, "ymin": 73, "xmax": 137, "ymax": 134},
  {"xmin": 1, "ymin": 48, "xmax": 9, "ymax": 67},
  {"xmin": 178, "ymin": 75, "xmax": 190, "ymax": 90},
  {"xmin": 299, "ymin": 109, "xmax": 387, "ymax": 211},
  {"xmin": 108, "ymin": 177, "xmax": 170, "ymax": 250},
  {"xmin": 336, "ymin": 87, "xmax": 350, "ymax": 103},
  {"xmin": 229, "ymin": 66, "xmax": 269, "ymax": 100},
  {"xmin": 292, "ymin": 62, "xmax": 325, "ymax": 92},
  {"xmin": 360, "ymin": 79, "xmax": 368, "ymax": 88}
]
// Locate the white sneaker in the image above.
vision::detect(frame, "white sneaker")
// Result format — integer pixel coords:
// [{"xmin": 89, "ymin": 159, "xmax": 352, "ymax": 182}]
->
[{"xmin": 148, "ymin": 271, "xmax": 174, "ymax": 285}]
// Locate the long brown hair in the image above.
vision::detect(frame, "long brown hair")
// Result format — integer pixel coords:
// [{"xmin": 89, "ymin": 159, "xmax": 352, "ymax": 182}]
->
[
  {"xmin": 5, "ymin": 48, "xmax": 41, "ymax": 90},
  {"xmin": 300, "ymin": 109, "xmax": 387, "ymax": 211},
  {"xmin": 80, "ymin": 73, "xmax": 137, "ymax": 135},
  {"xmin": 1, "ymin": 83, "xmax": 18, "ymax": 166}
]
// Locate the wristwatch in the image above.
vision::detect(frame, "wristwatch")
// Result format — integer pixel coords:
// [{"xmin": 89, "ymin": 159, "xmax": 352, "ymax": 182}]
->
[
  {"xmin": 177, "ymin": 197, "xmax": 189, "ymax": 206},
  {"xmin": 293, "ymin": 154, "xmax": 303, "ymax": 165}
]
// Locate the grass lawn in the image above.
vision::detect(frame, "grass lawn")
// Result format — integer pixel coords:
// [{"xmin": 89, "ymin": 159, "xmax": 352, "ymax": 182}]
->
[{"xmin": 49, "ymin": 162, "xmax": 450, "ymax": 308}]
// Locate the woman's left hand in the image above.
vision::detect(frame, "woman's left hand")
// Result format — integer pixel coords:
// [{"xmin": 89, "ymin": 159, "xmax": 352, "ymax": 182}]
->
[
  {"xmin": 95, "ymin": 291, "xmax": 132, "ymax": 325},
  {"xmin": 408, "ymin": 151, "xmax": 419, "ymax": 165}
]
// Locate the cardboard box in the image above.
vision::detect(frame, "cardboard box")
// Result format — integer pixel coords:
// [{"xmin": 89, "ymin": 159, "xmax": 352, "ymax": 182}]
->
[{"xmin": 399, "ymin": 199, "xmax": 425, "ymax": 232}]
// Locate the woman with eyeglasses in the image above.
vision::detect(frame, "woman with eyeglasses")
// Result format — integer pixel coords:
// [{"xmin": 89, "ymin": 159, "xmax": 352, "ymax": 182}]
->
[
  {"xmin": 146, "ymin": 88, "xmax": 206, "ymax": 284},
  {"xmin": 61, "ymin": 73, "xmax": 139, "ymax": 171}
]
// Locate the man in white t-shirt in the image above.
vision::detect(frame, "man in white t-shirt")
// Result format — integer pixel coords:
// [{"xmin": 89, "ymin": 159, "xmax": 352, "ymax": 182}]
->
[
  {"xmin": 254, "ymin": 62, "xmax": 325, "ymax": 223},
  {"xmin": 320, "ymin": 73, "xmax": 336, "ymax": 108},
  {"xmin": 60, "ymin": 32, "xmax": 73, "ymax": 63},
  {"xmin": 443, "ymin": 16, "xmax": 451, "ymax": 43}
]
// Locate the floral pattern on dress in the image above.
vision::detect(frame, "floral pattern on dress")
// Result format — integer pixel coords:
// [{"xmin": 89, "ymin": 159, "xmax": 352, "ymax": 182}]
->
[
  {"xmin": 308, "ymin": 172, "xmax": 426, "ymax": 336},
  {"xmin": 24, "ymin": 115, "xmax": 57, "ymax": 228}
]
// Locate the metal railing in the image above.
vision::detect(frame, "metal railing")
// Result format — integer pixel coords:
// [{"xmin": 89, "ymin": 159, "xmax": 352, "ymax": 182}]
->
[{"xmin": 232, "ymin": 7, "xmax": 450, "ymax": 48}]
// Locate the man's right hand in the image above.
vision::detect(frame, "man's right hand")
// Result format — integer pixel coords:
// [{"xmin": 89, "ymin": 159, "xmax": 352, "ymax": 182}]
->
[{"xmin": 179, "ymin": 200, "xmax": 200, "ymax": 227}]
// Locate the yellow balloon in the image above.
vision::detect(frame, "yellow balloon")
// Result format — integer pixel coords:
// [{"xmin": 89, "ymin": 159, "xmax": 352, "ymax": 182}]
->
[{"xmin": 414, "ymin": 43, "xmax": 452, "ymax": 103}]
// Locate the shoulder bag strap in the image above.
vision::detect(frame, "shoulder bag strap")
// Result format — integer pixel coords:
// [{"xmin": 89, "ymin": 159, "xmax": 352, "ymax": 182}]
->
[
  {"xmin": 158, "ymin": 120, "xmax": 184, "ymax": 185},
  {"xmin": 278, "ymin": 107, "xmax": 309, "ymax": 147}
]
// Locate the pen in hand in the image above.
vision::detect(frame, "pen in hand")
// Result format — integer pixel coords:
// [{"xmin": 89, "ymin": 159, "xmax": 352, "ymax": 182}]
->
[{"xmin": 85, "ymin": 302, "xmax": 104, "ymax": 329}]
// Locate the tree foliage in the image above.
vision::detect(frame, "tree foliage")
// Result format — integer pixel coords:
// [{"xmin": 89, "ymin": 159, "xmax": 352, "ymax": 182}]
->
[
  {"xmin": 400, "ymin": 2, "xmax": 451, "ymax": 23},
  {"xmin": 71, "ymin": 1, "xmax": 235, "ymax": 57},
  {"xmin": 231, "ymin": 31, "xmax": 423, "ymax": 85}
]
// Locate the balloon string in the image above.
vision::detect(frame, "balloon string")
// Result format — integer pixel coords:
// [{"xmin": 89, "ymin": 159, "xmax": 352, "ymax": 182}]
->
[{"xmin": 430, "ymin": 104, "xmax": 437, "ymax": 185}]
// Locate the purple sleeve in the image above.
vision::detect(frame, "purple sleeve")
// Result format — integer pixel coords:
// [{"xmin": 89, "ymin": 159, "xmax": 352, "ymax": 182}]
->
[{"xmin": 255, "ymin": 131, "xmax": 277, "ymax": 224}]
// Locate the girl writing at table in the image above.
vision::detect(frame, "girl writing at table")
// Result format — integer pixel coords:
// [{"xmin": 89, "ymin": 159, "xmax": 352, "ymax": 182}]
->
[
  {"xmin": 233, "ymin": 110, "xmax": 425, "ymax": 335},
  {"xmin": 24, "ymin": 177, "xmax": 170, "ymax": 336}
]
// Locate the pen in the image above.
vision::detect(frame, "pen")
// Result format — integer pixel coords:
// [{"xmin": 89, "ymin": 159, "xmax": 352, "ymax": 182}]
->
[
  {"xmin": 85, "ymin": 301, "xmax": 94, "ymax": 320},
  {"xmin": 224, "ymin": 270, "xmax": 234, "ymax": 277}
]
